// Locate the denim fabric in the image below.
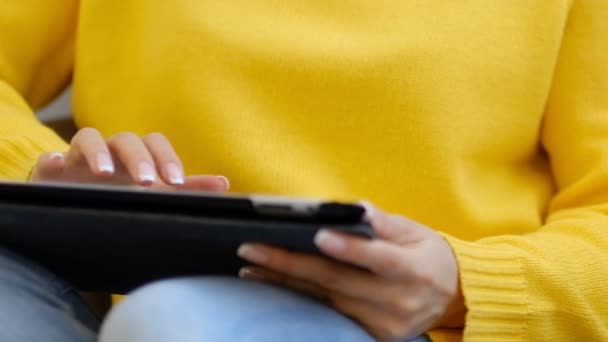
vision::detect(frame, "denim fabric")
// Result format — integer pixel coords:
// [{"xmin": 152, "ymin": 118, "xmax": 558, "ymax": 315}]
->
[
  {"xmin": 0, "ymin": 246, "xmax": 98, "ymax": 342},
  {"xmin": 101, "ymin": 277, "xmax": 430, "ymax": 342},
  {"xmin": 0, "ymin": 246, "xmax": 431, "ymax": 342}
]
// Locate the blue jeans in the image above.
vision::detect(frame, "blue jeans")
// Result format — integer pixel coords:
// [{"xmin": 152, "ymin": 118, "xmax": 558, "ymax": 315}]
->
[
  {"xmin": 100, "ymin": 277, "xmax": 431, "ymax": 342},
  {"xmin": 0, "ymin": 245, "xmax": 429, "ymax": 341},
  {"xmin": 0, "ymin": 246, "xmax": 98, "ymax": 342}
]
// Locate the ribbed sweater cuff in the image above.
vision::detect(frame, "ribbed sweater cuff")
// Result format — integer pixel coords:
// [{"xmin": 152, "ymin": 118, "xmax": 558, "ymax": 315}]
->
[
  {"xmin": 439, "ymin": 234, "xmax": 528, "ymax": 342},
  {"xmin": 0, "ymin": 119, "xmax": 68, "ymax": 180}
]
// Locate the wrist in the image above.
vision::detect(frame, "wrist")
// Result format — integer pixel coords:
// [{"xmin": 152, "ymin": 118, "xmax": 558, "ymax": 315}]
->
[{"xmin": 437, "ymin": 278, "xmax": 467, "ymax": 328}]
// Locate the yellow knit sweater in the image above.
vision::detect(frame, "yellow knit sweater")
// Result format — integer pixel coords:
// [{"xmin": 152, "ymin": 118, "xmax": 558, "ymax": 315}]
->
[{"xmin": 1, "ymin": 1, "xmax": 607, "ymax": 341}]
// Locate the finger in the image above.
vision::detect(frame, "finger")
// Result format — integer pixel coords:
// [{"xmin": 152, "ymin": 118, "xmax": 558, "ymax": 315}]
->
[
  {"xmin": 67, "ymin": 128, "xmax": 115, "ymax": 176},
  {"xmin": 106, "ymin": 132, "xmax": 157, "ymax": 186},
  {"xmin": 314, "ymin": 230, "xmax": 412, "ymax": 279},
  {"xmin": 239, "ymin": 267, "xmax": 382, "ymax": 323},
  {"xmin": 241, "ymin": 266, "xmax": 412, "ymax": 342},
  {"xmin": 237, "ymin": 244, "xmax": 389, "ymax": 300},
  {"xmin": 141, "ymin": 133, "xmax": 184, "ymax": 185},
  {"xmin": 29, "ymin": 152, "xmax": 66, "ymax": 181},
  {"xmin": 360, "ymin": 201, "xmax": 421, "ymax": 242}
]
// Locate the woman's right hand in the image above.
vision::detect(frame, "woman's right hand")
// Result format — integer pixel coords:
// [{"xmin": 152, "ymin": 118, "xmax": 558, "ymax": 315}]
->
[{"xmin": 29, "ymin": 128, "xmax": 229, "ymax": 192}]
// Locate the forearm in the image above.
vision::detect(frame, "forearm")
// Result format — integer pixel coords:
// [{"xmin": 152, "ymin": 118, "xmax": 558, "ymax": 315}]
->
[{"xmin": 441, "ymin": 208, "xmax": 608, "ymax": 341}]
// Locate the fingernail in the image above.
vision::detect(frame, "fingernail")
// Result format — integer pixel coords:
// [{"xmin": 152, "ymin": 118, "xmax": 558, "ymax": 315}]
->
[
  {"xmin": 239, "ymin": 268, "xmax": 265, "ymax": 281},
  {"xmin": 138, "ymin": 162, "xmax": 156, "ymax": 185},
  {"xmin": 165, "ymin": 163, "xmax": 184, "ymax": 185},
  {"xmin": 314, "ymin": 230, "xmax": 347, "ymax": 254},
  {"xmin": 49, "ymin": 152, "xmax": 64, "ymax": 161},
  {"xmin": 96, "ymin": 153, "xmax": 114, "ymax": 175},
  {"xmin": 237, "ymin": 244, "xmax": 268, "ymax": 264},
  {"xmin": 216, "ymin": 175, "xmax": 230, "ymax": 190}
]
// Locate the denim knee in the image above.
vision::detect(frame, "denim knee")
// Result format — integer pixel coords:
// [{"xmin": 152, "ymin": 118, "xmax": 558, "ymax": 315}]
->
[{"xmin": 100, "ymin": 276, "xmax": 376, "ymax": 342}]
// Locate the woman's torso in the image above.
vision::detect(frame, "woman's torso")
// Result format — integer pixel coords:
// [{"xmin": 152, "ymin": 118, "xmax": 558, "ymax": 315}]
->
[{"xmin": 72, "ymin": 1, "xmax": 570, "ymax": 239}]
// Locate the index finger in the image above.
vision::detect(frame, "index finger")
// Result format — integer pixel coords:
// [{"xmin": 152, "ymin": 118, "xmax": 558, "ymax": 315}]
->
[
  {"xmin": 314, "ymin": 230, "xmax": 412, "ymax": 279},
  {"xmin": 67, "ymin": 128, "xmax": 115, "ymax": 176}
]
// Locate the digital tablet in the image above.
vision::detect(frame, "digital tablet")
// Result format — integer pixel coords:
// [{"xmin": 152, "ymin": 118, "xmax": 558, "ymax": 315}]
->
[{"xmin": 0, "ymin": 181, "xmax": 374, "ymax": 293}]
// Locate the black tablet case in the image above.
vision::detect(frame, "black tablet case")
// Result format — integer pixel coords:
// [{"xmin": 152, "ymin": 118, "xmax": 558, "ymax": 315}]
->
[{"xmin": 0, "ymin": 201, "xmax": 372, "ymax": 294}]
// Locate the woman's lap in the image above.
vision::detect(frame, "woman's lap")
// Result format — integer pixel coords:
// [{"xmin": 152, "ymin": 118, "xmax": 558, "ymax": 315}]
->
[
  {"xmin": 100, "ymin": 277, "xmax": 429, "ymax": 342},
  {"xmin": 0, "ymin": 245, "xmax": 428, "ymax": 342}
]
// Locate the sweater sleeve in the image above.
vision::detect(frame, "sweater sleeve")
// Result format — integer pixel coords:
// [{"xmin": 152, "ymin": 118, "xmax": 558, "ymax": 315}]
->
[
  {"xmin": 435, "ymin": 1, "xmax": 608, "ymax": 341},
  {"xmin": 0, "ymin": 1, "xmax": 78, "ymax": 180}
]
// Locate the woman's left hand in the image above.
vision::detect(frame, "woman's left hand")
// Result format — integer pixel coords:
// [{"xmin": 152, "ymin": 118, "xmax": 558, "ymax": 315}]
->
[{"xmin": 237, "ymin": 203, "xmax": 466, "ymax": 341}]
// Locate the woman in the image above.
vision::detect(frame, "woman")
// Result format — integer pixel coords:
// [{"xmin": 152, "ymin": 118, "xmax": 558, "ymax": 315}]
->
[{"xmin": 0, "ymin": 1, "xmax": 606, "ymax": 341}]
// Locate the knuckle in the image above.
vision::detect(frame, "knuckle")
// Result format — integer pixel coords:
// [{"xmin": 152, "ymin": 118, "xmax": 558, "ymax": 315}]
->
[
  {"xmin": 78, "ymin": 127, "xmax": 98, "ymax": 135},
  {"xmin": 374, "ymin": 322, "xmax": 408, "ymax": 342},
  {"xmin": 411, "ymin": 264, "xmax": 434, "ymax": 285},
  {"xmin": 142, "ymin": 132, "xmax": 167, "ymax": 142},
  {"xmin": 107, "ymin": 132, "xmax": 137, "ymax": 144},
  {"xmin": 391, "ymin": 297, "xmax": 418, "ymax": 318},
  {"xmin": 317, "ymin": 268, "xmax": 341, "ymax": 289},
  {"xmin": 71, "ymin": 127, "xmax": 98, "ymax": 143}
]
